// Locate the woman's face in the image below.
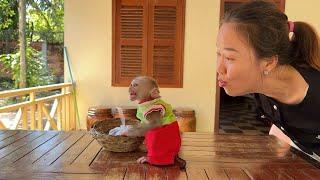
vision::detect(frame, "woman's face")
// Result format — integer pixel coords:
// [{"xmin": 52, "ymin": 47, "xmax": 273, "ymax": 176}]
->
[{"xmin": 216, "ymin": 23, "xmax": 264, "ymax": 96}]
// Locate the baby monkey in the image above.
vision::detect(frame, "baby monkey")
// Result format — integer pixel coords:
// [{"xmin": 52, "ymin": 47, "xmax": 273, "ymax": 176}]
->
[{"xmin": 123, "ymin": 76, "xmax": 186, "ymax": 169}]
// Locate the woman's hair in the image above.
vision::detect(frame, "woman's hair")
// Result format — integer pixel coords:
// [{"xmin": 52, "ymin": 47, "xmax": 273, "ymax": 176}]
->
[{"xmin": 221, "ymin": 0, "xmax": 320, "ymax": 70}]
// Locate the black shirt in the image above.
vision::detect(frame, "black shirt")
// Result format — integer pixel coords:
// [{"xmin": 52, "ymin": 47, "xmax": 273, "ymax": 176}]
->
[{"xmin": 255, "ymin": 66, "xmax": 320, "ymax": 155}]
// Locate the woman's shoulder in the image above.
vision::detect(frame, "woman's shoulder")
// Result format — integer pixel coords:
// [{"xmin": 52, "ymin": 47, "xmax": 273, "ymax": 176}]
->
[
  {"xmin": 296, "ymin": 66, "xmax": 320, "ymax": 99},
  {"xmin": 295, "ymin": 66, "xmax": 320, "ymax": 85}
]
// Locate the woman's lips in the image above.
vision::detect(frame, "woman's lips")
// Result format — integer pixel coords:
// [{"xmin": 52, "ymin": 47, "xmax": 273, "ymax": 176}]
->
[{"xmin": 218, "ymin": 80, "xmax": 227, "ymax": 87}]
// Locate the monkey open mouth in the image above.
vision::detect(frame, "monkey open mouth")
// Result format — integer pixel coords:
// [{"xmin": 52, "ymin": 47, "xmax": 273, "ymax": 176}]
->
[{"xmin": 130, "ymin": 92, "xmax": 137, "ymax": 100}]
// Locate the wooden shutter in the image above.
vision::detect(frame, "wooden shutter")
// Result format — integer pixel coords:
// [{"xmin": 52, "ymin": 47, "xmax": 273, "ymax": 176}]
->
[
  {"xmin": 113, "ymin": 0, "xmax": 148, "ymax": 86},
  {"xmin": 148, "ymin": 0, "xmax": 184, "ymax": 87},
  {"xmin": 112, "ymin": 0, "xmax": 185, "ymax": 87}
]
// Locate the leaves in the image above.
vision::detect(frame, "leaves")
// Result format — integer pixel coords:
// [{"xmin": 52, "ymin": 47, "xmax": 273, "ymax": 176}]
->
[
  {"xmin": 0, "ymin": 0, "xmax": 63, "ymax": 89},
  {"xmin": 0, "ymin": 0, "xmax": 64, "ymax": 43},
  {"xmin": 0, "ymin": 46, "xmax": 54, "ymax": 89},
  {"xmin": 27, "ymin": 0, "xmax": 64, "ymax": 43},
  {"xmin": 0, "ymin": 0, "xmax": 18, "ymax": 29}
]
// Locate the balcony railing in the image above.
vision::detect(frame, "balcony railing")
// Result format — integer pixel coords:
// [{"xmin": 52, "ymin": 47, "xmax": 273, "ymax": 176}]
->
[{"xmin": 0, "ymin": 83, "xmax": 76, "ymax": 131}]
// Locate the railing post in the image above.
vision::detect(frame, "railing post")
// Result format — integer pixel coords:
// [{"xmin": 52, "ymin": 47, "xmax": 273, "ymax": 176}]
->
[
  {"xmin": 38, "ymin": 103, "xmax": 43, "ymax": 130},
  {"xmin": 70, "ymin": 87, "xmax": 76, "ymax": 130},
  {"xmin": 22, "ymin": 107, "xmax": 27, "ymax": 129},
  {"xmin": 57, "ymin": 98, "xmax": 62, "ymax": 130},
  {"xmin": 65, "ymin": 87, "xmax": 70, "ymax": 131},
  {"xmin": 30, "ymin": 92, "xmax": 36, "ymax": 130},
  {"xmin": 61, "ymin": 88, "xmax": 66, "ymax": 131}
]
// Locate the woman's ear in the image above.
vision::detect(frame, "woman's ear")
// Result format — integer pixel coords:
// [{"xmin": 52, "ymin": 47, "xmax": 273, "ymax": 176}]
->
[
  {"xmin": 261, "ymin": 55, "xmax": 278, "ymax": 74},
  {"xmin": 150, "ymin": 88, "xmax": 160, "ymax": 99}
]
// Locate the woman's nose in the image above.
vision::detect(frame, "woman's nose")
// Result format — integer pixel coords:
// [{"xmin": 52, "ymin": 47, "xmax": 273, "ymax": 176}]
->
[{"xmin": 216, "ymin": 58, "xmax": 226, "ymax": 75}]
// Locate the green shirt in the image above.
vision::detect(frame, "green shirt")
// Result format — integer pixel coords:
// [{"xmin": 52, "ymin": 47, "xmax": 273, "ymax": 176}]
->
[{"xmin": 136, "ymin": 98, "xmax": 176, "ymax": 125}]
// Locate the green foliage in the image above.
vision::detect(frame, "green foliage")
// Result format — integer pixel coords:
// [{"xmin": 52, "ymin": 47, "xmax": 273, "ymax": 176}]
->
[
  {"xmin": 0, "ymin": 78, "xmax": 14, "ymax": 90},
  {"xmin": 0, "ymin": 46, "xmax": 55, "ymax": 89},
  {"xmin": 27, "ymin": 0, "xmax": 64, "ymax": 43},
  {"xmin": 0, "ymin": 0, "xmax": 64, "ymax": 89},
  {"xmin": 0, "ymin": 0, "xmax": 19, "ymax": 41},
  {"xmin": 0, "ymin": 0, "xmax": 64, "ymax": 43},
  {"xmin": 0, "ymin": 1, "xmax": 16, "ymax": 29}
]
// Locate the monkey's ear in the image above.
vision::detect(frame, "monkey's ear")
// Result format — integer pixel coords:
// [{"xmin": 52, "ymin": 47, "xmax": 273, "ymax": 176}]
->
[{"xmin": 150, "ymin": 88, "xmax": 160, "ymax": 99}]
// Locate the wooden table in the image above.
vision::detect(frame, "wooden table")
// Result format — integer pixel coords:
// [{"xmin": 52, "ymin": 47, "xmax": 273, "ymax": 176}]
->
[{"xmin": 0, "ymin": 130, "xmax": 319, "ymax": 179}]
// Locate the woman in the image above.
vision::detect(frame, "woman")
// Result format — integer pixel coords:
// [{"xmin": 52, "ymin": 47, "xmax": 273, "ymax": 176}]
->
[{"xmin": 216, "ymin": 1, "xmax": 320, "ymax": 161}]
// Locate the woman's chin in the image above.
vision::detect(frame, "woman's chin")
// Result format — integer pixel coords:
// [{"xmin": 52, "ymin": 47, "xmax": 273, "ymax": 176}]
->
[{"xmin": 224, "ymin": 88, "xmax": 244, "ymax": 97}]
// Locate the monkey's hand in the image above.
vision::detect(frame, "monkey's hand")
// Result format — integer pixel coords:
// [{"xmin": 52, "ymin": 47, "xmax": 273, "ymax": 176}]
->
[
  {"xmin": 122, "ymin": 111, "xmax": 162, "ymax": 137},
  {"xmin": 121, "ymin": 124, "xmax": 147, "ymax": 137}
]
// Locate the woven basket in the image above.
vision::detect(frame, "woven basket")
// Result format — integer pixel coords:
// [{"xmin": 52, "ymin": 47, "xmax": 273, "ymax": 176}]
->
[{"xmin": 90, "ymin": 118, "xmax": 144, "ymax": 152}]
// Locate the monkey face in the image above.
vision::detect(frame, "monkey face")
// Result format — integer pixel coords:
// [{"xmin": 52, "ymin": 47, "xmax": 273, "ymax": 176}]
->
[{"xmin": 128, "ymin": 79, "xmax": 151, "ymax": 102}]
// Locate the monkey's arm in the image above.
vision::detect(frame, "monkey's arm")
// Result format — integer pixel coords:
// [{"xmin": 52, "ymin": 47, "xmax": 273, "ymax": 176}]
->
[{"xmin": 125, "ymin": 111, "xmax": 162, "ymax": 137}]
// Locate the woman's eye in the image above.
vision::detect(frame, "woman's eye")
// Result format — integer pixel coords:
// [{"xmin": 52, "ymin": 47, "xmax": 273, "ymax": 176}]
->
[{"xmin": 225, "ymin": 57, "xmax": 234, "ymax": 61}]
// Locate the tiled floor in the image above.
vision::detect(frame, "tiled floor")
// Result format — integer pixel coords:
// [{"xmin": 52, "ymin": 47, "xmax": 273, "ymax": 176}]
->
[{"xmin": 219, "ymin": 96, "xmax": 271, "ymax": 135}]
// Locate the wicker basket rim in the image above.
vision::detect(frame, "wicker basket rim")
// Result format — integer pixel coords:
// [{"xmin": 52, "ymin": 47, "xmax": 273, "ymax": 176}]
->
[{"xmin": 90, "ymin": 118, "xmax": 142, "ymax": 139}]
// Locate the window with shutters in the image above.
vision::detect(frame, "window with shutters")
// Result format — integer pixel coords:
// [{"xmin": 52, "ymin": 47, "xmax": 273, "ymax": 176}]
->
[{"xmin": 112, "ymin": 0, "xmax": 185, "ymax": 87}]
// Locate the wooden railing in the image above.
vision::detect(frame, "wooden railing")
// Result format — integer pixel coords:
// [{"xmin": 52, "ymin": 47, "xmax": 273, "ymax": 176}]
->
[{"xmin": 0, "ymin": 83, "xmax": 76, "ymax": 131}]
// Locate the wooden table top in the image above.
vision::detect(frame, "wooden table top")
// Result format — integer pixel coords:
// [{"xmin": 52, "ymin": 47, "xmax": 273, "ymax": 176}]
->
[{"xmin": 0, "ymin": 130, "xmax": 319, "ymax": 179}]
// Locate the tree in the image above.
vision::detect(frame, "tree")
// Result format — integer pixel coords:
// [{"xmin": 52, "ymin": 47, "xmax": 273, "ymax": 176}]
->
[
  {"xmin": 0, "ymin": 0, "xmax": 63, "ymax": 89},
  {"xmin": 0, "ymin": 0, "xmax": 19, "ymax": 53},
  {"xmin": 0, "ymin": 47, "xmax": 54, "ymax": 88},
  {"xmin": 27, "ymin": 0, "xmax": 64, "ymax": 43},
  {"xmin": 1, "ymin": 0, "xmax": 64, "ymax": 45},
  {"xmin": 19, "ymin": 0, "xmax": 27, "ymax": 88},
  {"xmin": 0, "ymin": 0, "xmax": 18, "ymax": 31}
]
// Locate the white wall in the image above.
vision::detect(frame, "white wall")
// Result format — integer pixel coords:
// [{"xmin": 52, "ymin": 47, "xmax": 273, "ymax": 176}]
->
[
  {"xmin": 65, "ymin": 0, "xmax": 219, "ymax": 132},
  {"xmin": 286, "ymin": 0, "xmax": 320, "ymax": 33},
  {"xmin": 65, "ymin": 0, "xmax": 320, "ymax": 131}
]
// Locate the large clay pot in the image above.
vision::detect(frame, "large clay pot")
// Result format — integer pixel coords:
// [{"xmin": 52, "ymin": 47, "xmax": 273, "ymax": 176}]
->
[
  {"xmin": 173, "ymin": 108, "xmax": 196, "ymax": 132},
  {"xmin": 87, "ymin": 106, "xmax": 113, "ymax": 130}
]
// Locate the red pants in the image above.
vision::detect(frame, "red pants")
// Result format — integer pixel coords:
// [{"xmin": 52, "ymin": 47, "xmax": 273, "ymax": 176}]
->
[{"xmin": 145, "ymin": 121, "xmax": 181, "ymax": 165}]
